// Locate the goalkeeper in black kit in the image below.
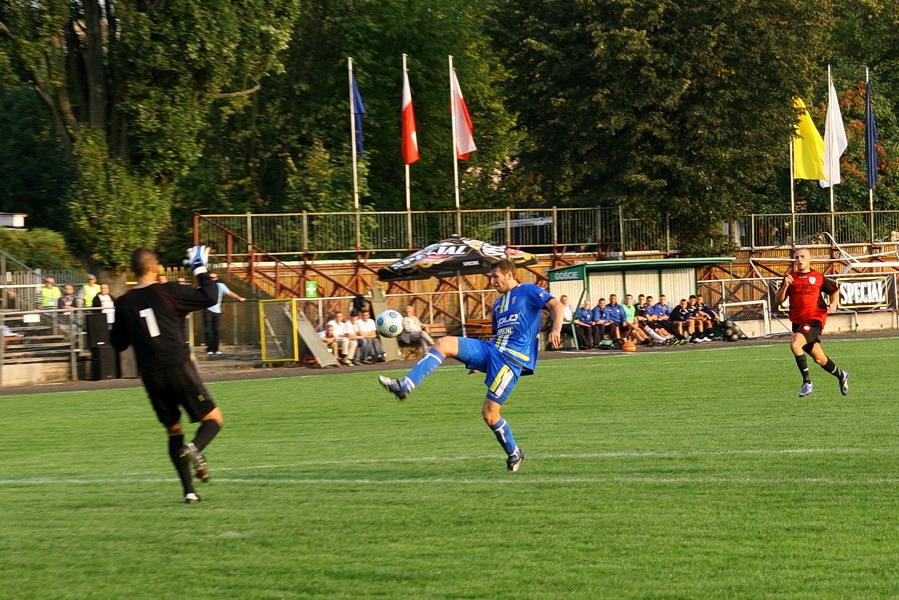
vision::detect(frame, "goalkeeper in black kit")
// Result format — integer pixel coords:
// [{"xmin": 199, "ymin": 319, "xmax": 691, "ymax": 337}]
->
[{"xmin": 112, "ymin": 246, "xmax": 223, "ymax": 504}]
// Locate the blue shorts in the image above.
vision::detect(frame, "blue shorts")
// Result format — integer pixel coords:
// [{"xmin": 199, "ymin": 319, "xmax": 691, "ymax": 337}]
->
[{"xmin": 456, "ymin": 337, "xmax": 520, "ymax": 404}]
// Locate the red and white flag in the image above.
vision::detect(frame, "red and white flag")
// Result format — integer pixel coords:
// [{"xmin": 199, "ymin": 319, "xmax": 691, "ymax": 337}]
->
[
  {"xmin": 401, "ymin": 69, "xmax": 419, "ymax": 165},
  {"xmin": 450, "ymin": 70, "xmax": 477, "ymax": 160}
]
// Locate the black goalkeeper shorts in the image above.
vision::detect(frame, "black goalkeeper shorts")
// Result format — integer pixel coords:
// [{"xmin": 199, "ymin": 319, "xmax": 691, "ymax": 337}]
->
[{"xmin": 142, "ymin": 361, "xmax": 217, "ymax": 428}]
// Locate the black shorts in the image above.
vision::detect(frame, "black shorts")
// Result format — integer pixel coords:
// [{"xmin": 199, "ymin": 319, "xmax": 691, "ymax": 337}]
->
[
  {"xmin": 142, "ymin": 361, "xmax": 217, "ymax": 428},
  {"xmin": 792, "ymin": 320, "xmax": 823, "ymax": 346}
]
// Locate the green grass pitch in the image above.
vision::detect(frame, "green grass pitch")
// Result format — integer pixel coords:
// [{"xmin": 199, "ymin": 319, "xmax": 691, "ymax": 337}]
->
[{"xmin": 2, "ymin": 337, "xmax": 898, "ymax": 599}]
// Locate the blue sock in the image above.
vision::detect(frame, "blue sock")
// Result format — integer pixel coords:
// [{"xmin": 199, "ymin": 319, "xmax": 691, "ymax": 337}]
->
[
  {"xmin": 490, "ymin": 418, "xmax": 519, "ymax": 456},
  {"xmin": 401, "ymin": 349, "xmax": 445, "ymax": 391}
]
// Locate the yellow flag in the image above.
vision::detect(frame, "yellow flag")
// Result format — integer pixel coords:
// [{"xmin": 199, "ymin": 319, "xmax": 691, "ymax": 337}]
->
[{"xmin": 793, "ymin": 97, "xmax": 826, "ymax": 180}]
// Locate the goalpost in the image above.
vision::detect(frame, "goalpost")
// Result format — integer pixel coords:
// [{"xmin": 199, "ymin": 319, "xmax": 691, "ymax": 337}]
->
[{"xmin": 718, "ymin": 300, "xmax": 774, "ymax": 337}]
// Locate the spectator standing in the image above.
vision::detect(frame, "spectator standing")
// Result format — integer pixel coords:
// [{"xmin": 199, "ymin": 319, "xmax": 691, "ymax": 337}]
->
[
  {"xmin": 573, "ymin": 299, "xmax": 595, "ymax": 349},
  {"xmin": 401, "ymin": 305, "xmax": 435, "ymax": 353},
  {"xmin": 37, "ymin": 277, "xmax": 61, "ymax": 309},
  {"xmin": 92, "ymin": 283, "xmax": 116, "ymax": 326},
  {"xmin": 79, "ymin": 274, "xmax": 101, "ymax": 308},
  {"xmin": 57, "ymin": 284, "xmax": 79, "ymax": 327},
  {"xmin": 204, "ymin": 272, "xmax": 246, "ymax": 355}
]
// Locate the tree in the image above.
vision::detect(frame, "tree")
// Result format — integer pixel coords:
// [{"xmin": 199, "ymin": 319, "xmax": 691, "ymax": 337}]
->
[
  {"xmin": 489, "ymin": 0, "xmax": 835, "ymax": 252},
  {"xmin": 189, "ymin": 0, "xmax": 521, "ymax": 220},
  {"xmin": 0, "ymin": 1, "xmax": 300, "ymax": 270}
]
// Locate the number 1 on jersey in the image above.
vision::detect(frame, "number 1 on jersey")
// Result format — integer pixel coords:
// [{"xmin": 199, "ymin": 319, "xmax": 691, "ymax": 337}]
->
[{"xmin": 139, "ymin": 308, "xmax": 161, "ymax": 337}]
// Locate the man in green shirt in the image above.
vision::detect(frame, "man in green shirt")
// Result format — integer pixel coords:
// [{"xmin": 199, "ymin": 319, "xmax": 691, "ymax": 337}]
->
[
  {"xmin": 80, "ymin": 274, "xmax": 101, "ymax": 308},
  {"xmin": 37, "ymin": 277, "xmax": 61, "ymax": 309}
]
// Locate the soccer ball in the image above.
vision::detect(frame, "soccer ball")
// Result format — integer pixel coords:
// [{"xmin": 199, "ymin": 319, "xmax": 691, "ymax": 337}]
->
[{"xmin": 376, "ymin": 309, "xmax": 404, "ymax": 338}]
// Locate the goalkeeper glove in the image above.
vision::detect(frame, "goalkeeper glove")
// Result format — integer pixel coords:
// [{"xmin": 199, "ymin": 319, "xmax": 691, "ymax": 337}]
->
[{"xmin": 183, "ymin": 245, "xmax": 210, "ymax": 275}]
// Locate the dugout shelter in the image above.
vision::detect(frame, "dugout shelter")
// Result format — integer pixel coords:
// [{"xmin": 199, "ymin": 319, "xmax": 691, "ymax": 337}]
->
[{"xmin": 547, "ymin": 257, "xmax": 735, "ymax": 348}]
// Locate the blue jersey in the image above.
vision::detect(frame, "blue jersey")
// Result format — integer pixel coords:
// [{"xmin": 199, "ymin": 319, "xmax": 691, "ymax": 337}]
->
[
  {"xmin": 605, "ymin": 304, "xmax": 627, "ymax": 325},
  {"xmin": 491, "ymin": 282, "xmax": 551, "ymax": 374},
  {"xmin": 575, "ymin": 307, "xmax": 594, "ymax": 324}
]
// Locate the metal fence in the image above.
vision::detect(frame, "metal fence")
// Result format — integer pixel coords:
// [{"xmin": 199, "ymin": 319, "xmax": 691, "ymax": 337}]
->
[
  {"xmin": 197, "ymin": 208, "xmax": 899, "ymax": 259},
  {"xmin": 196, "ymin": 207, "xmax": 645, "ymax": 256}
]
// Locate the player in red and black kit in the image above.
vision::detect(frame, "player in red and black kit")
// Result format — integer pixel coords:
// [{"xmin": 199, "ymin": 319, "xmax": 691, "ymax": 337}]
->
[
  {"xmin": 774, "ymin": 248, "xmax": 849, "ymax": 398},
  {"xmin": 112, "ymin": 246, "xmax": 224, "ymax": 504}
]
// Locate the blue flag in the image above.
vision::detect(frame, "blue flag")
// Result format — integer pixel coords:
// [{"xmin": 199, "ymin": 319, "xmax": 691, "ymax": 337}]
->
[
  {"xmin": 865, "ymin": 78, "xmax": 878, "ymax": 190},
  {"xmin": 351, "ymin": 74, "xmax": 366, "ymax": 158}
]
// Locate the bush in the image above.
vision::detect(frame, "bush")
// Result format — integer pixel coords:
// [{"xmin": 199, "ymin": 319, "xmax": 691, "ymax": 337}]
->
[{"xmin": 0, "ymin": 228, "xmax": 80, "ymax": 270}]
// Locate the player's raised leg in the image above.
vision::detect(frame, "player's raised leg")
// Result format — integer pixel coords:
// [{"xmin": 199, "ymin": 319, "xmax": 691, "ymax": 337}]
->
[{"xmin": 378, "ymin": 336, "xmax": 458, "ymax": 400}]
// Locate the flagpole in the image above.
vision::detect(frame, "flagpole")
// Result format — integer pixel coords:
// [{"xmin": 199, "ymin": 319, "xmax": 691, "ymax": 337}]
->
[
  {"xmin": 789, "ymin": 139, "xmax": 796, "ymax": 243},
  {"xmin": 348, "ymin": 57, "xmax": 360, "ymax": 211},
  {"xmin": 827, "ymin": 65, "xmax": 835, "ymax": 229},
  {"xmin": 403, "ymin": 54, "xmax": 414, "ymax": 250},
  {"xmin": 865, "ymin": 67, "xmax": 877, "ymax": 244},
  {"xmin": 449, "ymin": 55, "xmax": 462, "ymax": 234}
]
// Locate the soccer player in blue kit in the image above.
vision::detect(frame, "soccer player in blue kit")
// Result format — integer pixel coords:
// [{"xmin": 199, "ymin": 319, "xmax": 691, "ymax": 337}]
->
[{"xmin": 379, "ymin": 258, "xmax": 565, "ymax": 471}]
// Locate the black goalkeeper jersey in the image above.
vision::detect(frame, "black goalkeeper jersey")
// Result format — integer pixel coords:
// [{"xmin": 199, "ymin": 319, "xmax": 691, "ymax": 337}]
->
[{"xmin": 112, "ymin": 275, "xmax": 217, "ymax": 373}]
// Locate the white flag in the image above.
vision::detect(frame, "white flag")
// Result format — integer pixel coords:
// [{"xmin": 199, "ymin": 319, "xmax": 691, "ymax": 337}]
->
[
  {"xmin": 820, "ymin": 76, "xmax": 848, "ymax": 188},
  {"xmin": 450, "ymin": 70, "xmax": 477, "ymax": 159}
]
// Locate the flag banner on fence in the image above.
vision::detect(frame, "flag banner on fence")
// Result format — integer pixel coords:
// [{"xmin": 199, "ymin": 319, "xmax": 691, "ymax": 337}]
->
[
  {"xmin": 775, "ymin": 275, "xmax": 898, "ymax": 312},
  {"xmin": 351, "ymin": 73, "xmax": 366, "ymax": 157},
  {"xmin": 837, "ymin": 276, "xmax": 896, "ymax": 310},
  {"xmin": 820, "ymin": 75, "xmax": 848, "ymax": 188},
  {"xmin": 793, "ymin": 97, "xmax": 825, "ymax": 180},
  {"xmin": 450, "ymin": 70, "xmax": 477, "ymax": 160},
  {"xmin": 402, "ymin": 69, "xmax": 419, "ymax": 165},
  {"xmin": 866, "ymin": 76, "xmax": 879, "ymax": 190}
]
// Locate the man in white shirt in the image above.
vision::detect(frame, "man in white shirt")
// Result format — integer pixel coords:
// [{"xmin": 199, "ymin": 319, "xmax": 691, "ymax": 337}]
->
[
  {"xmin": 326, "ymin": 311, "xmax": 358, "ymax": 366},
  {"xmin": 355, "ymin": 310, "xmax": 385, "ymax": 363}
]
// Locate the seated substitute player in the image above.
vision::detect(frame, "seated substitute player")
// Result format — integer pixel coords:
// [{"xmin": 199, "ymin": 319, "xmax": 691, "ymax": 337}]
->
[
  {"xmin": 378, "ymin": 258, "xmax": 565, "ymax": 471},
  {"xmin": 112, "ymin": 246, "xmax": 224, "ymax": 504},
  {"xmin": 774, "ymin": 247, "xmax": 849, "ymax": 397}
]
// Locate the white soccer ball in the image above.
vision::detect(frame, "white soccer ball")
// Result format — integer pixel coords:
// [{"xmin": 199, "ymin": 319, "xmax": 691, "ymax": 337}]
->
[{"xmin": 376, "ymin": 309, "xmax": 404, "ymax": 338}]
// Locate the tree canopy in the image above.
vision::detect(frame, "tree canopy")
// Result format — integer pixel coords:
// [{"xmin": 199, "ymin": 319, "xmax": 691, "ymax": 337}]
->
[{"xmin": 1, "ymin": 0, "xmax": 898, "ymax": 261}]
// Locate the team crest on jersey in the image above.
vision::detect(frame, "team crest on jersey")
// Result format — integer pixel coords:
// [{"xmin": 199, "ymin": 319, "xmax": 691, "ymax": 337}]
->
[{"xmin": 808, "ymin": 276, "xmax": 817, "ymax": 284}]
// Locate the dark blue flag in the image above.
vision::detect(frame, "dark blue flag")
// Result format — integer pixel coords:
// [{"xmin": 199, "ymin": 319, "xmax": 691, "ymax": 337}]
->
[
  {"xmin": 866, "ymin": 78, "xmax": 878, "ymax": 190},
  {"xmin": 351, "ymin": 74, "xmax": 366, "ymax": 158}
]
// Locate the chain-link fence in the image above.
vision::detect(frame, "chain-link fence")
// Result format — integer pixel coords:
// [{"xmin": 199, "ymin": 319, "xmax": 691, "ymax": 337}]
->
[{"xmin": 259, "ymin": 300, "xmax": 298, "ymax": 362}]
